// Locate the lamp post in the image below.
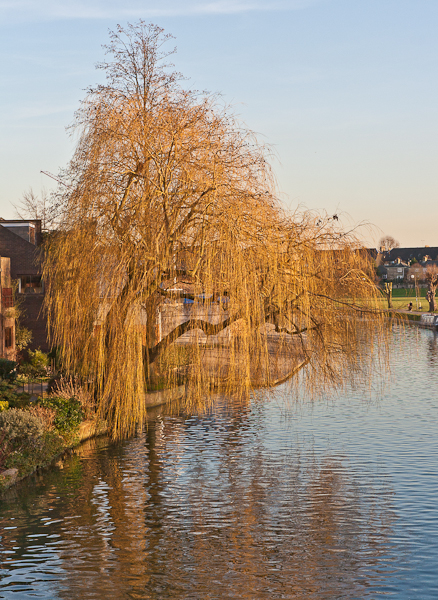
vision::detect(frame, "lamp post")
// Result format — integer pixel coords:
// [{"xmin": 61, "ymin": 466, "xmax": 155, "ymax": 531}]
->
[
  {"xmin": 414, "ymin": 275, "xmax": 419, "ymax": 309},
  {"xmin": 410, "ymin": 274, "xmax": 419, "ymax": 310},
  {"xmin": 415, "ymin": 276, "xmax": 421, "ymax": 310}
]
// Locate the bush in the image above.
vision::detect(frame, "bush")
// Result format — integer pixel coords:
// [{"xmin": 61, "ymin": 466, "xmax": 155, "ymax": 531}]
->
[
  {"xmin": 0, "ymin": 408, "xmax": 44, "ymax": 447},
  {"xmin": 0, "ymin": 401, "xmax": 9, "ymax": 412},
  {"xmin": 0, "ymin": 380, "xmax": 31, "ymax": 409},
  {"xmin": 49, "ymin": 376, "xmax": 95, "ymax": 419},
  {"xmin": 0, "ymin": 358, "xmax": 17, "ymax": 381},
  {"xmin": 38, "ymin": 396, "xmax": 83, "ymax": 433},
  {"xmin": 20, "ymin": 349, "xmax": 49, "ymax": 378},
  {"xmin": 27, "ymin": 405, "xmax": 56, "ymax": 431},
  {"xmin": 2, "ymin": 392, "xmax": 31, "ymax": 410},
  {"xmin": 2, "ymin": 430, "xmax": 64, "ymax": 478},
  {"xmin": 29, "ymin": 349, "xmax": 49, "ymax": 376},
  {"xmin": 15, "ymin": 326, "xmax": 33, "ymax": 352}
]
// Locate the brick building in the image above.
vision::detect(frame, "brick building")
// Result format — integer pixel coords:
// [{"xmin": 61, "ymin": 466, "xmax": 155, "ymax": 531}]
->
[
  {"xmin": 0, "ymin": 220, "xmax": 48, "ymax": 351},
  {"xmin": 0, "ymin": 256, "xmax": 16, "ymax": 359}
]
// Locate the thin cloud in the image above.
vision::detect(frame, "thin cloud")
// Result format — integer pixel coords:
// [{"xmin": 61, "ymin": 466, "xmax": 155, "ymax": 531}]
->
[
  {"xmin": 1, "ymin": 0, "xmax": 326, "ymax": 21},
  {"xmin": 3, "ymin": 103, "xmax": 77, "ymax": 122}
]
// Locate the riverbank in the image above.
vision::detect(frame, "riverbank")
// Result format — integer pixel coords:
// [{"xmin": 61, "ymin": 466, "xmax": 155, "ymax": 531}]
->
[
  {"xmin": 0, "ymin": 418, "xmax": 105, "ymax": 492},
  {"xmin": 2, "ymin": 326, "xmax": 436, "ymax": 599},
  {"xmin": 0, "ymin": 384, "xmax": 188, "ymax": 493},
  {"xmin": 390, "ymin": 308, "xmax": 438, "ymax": 325},
  {"xmin": 0, "ymin": 335, "xmax": 307, "ymax": 494}
]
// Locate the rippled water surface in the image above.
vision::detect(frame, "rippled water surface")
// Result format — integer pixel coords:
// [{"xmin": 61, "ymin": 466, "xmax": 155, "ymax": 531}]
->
[{"xmin": 1, "ymin": 327, "xmax": 438, "ymax": 598}]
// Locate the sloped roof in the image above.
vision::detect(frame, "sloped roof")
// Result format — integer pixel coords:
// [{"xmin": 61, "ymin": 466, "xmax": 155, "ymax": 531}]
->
[
  {"xmin": 382, "ymin": 247, "xmax": 438, "ymax": 263},
  {"xmin": 0, "ymin": 225, "xmax": 41, "ymax": 277}
]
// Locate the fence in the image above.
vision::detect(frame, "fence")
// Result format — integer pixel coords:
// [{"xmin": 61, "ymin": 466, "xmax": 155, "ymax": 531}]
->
[{"xmin": 19, "ymin": 376, "xmax": 49, "ymax": 398}]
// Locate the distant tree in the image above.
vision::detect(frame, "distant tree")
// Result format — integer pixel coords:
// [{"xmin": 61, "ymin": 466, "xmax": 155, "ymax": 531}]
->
[
  {"xmin": 425, "ymin": 266, "xmax": 438, "ymax": 312},
  {"xmin": 15, "ymin": 326, "xmax": 33, "ymax": 353},
  {"xmin": 380, "ymin": 282, "xmax": 393, "ymax": 309},
  {"xmin": 13, "ymin": 188, "xmax": 57, "ymax": 232},
  {"xmin": 379, "ymin": 236, "xmax": 400, "ymax": 252}
]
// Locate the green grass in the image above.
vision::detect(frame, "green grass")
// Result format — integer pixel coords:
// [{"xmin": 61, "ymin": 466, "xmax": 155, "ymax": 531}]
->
[
  {"xmin": 389, "ymin": 287, "xmax": 427, "ymax": 298},
  {"xmin": 376, "ymin": 296, "xmax": 432, "ymax": 312},
  {"xmin": 377, "ymin": 287, "xmax": 434, "ymax": 311}
]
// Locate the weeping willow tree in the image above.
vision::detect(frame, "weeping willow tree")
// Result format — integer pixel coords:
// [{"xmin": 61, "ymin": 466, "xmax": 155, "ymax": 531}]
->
[{"xmin": 44, "ymin": 22, "xmax": 387, "ymax": 439}]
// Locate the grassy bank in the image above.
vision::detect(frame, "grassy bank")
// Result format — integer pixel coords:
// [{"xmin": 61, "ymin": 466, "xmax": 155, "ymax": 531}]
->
[
  {"xmin": 377, "ymin": 298, "xmax": 431, "ymax": 312},
  {"xmin": 377, "ymin": 287, "xmax": 434, "ymax": 312}
]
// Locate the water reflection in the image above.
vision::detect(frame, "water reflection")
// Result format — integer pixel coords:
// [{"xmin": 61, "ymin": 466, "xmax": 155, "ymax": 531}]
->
[
  {"xmin": 426, "ymin": 331, "xmax": 438, "ymax": 366},
  {"xmin": 0, "ymin": 397, "xmax": 398, "ymax": 600}
]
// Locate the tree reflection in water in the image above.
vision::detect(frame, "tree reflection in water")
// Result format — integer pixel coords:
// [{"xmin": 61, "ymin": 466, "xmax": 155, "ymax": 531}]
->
[
  {"xmin": 0, "ymin": 398, "xmax": 397, "ymax": 600},
  {"xmin": 427, "ymin": 331, "xmax": 438, "ymax": 367}
]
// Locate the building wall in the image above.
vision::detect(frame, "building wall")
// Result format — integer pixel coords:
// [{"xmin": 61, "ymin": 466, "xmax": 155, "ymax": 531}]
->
[
  {"xmin": 157, "ymin": 303, "xmax": 229, "ymax": 345},
  {"xmin": 0, "ymin": 220, "xmax": 42, "ymax": 246},
  {"xmin": 0, "ymin": 222, "xmax": 47, "ymax": 352},
  {"xmin": 406, "ymin": 265, "xmax": 425, "ymax": 282},
  {"xmin": 20, "ymin": 295, "xmax": 48, "ymax": 351},
  {"xmin": 385, "ymin": 266, "xmax": 406, "ymax": 280},
  {"xmin": 0, "ymin": 256, "xmax": 15, "ymax": 360}
]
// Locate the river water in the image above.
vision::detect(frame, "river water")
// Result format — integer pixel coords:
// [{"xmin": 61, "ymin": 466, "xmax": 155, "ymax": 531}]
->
[{"xmin": 1, "ymin": 326, "xmax": 438, "ymax": 599}]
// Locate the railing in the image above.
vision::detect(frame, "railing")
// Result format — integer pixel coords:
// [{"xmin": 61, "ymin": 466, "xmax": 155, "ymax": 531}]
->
[{"xmin": 19, "ymin": 376, "xmax": 48, "ymax": 397}]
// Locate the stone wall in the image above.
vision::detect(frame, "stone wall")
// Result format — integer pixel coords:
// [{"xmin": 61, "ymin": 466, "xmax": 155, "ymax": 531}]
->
[{"xmin": 157, "ymin": 303, "xmax": 230, "ymax": 344}]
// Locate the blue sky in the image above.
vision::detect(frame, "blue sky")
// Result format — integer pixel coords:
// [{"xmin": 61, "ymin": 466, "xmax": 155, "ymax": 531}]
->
[{"xmin": 1, "ymin": 0, "xmax": 437, "ymax": 247}]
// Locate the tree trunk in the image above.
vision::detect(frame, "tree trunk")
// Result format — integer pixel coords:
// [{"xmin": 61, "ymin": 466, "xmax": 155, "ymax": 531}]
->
[
  {"xmin": 427, "ymin": 289, "xmax": 437, "ymax": 312},
  {"xmin": 382, "ymin": 282, "xmax": 392, "ymax": 309}
]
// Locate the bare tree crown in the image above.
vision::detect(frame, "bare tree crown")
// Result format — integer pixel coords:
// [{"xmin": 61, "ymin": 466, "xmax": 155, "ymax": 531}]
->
[{"xmin": 379, "ymin": 235, "xmax": 400, "ymax": 252}]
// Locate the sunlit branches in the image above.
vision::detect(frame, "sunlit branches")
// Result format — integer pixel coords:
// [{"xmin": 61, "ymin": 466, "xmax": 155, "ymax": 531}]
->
[{"xmin": 44, "ymin": 22, "xmax": 388, "ymax": 439}]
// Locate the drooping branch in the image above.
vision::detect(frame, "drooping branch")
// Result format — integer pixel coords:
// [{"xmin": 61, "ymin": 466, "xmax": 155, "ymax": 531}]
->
[
  {"xmin": 43, "ymin": 21, "xmax": 389, "ymax": 440},
  {"xmin": 310, "ymin": 293, "xmax": 384, "ymax": 314},
  {"xmin": 147, "ymin": 311, "xmax": 242, "ymax": 364}
]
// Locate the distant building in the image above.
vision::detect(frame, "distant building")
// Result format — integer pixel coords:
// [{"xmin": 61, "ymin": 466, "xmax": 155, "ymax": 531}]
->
[
  {"xmin": 381, "ymin": 257, "xmax": 409, "ymax": 281},
  {"xmin": 0, "ymin": 256, "xmax": 15, "ymax": 360},
  {"xmin": 379, "ymin": 247, "xmax": 438, "ymax": 265},
  {"xmin": 405, "ymin": 260, "xmax": 438, "ymax": 283},
  {"xmin": 0, "ymin": 220, "xmax": 48, "ymax": 351},
  {"xmin": 376, "ymin": 247, "xmax": 438, "ymax": 284}
]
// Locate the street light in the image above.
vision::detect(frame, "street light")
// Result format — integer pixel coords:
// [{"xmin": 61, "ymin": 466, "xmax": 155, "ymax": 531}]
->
[{"xmin": 410, "ymin": 274, "xmax": 419, "ymax": 309}]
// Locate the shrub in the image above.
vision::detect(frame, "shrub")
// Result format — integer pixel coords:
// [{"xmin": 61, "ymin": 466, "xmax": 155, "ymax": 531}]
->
[
  {"xmin": 0, "ymin": 429, "xmax": 9, "ymax": 471},
  {"xmin": 2, "ymin": 392, "xmax": 31, "ymax": 409},
  {"xmin": 2, "ymin": 430, "xmax": 64, "ymax": 478},
  {"xmin": 0, "ymin": 408, "xmax": 44, "ymax": 447},
  {"xmin": 20, "ymin": 349, "xmax": 49, "ymax": 378},
  {"xmin": 49, "ymin": 376, "xmax": 95, "ymax": 419},
  {"xmin": 15, "ymin": 326, "xmax": 33, "ymax": 352},
  {"xmin": 27, "ymin": 405, "xmax": 56, "ymax": 431},
  {"xmin": 0, "ymin": 400, "xmax": 9, "ymax": 412},
  {"xmin": 0, "ymin": 380, "xmax": 31, "ymax": 409},
  {"xmin": 0, "ymin": 380, "xmax": 15, "ymax": 394},
  {"xmin": 0, "ymin": 358, "xmax": 17, "ymax": 381},
  {"xmin": 28, "ymin": 349, "xmax": 49, "ymax": 377},
  {"xmin": 38, "ymin": 396, "xmax": 83, "ymax": 433}
]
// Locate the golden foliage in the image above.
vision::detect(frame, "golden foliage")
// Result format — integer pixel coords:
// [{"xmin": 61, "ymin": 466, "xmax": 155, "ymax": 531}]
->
[{"xmin": 44, "ymin": 22, "xmax": 387, "ymax": 438}]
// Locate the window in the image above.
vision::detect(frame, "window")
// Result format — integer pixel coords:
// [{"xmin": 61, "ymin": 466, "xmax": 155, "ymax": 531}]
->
[
  {"xmin": 5, "ymin": 327, "xmax": 13, "ymax": 348},
  {"xmin": 2, "ymin": 288, "xmax": 13, "ymax": 308},
  {"xmin": 18, "ymin": 275, "xmax": 43, "ymax": 294}
]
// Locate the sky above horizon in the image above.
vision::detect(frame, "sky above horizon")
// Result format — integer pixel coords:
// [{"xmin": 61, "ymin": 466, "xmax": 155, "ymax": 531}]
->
[{"xmin": 0, "ymin": 0, "xmax": 436, "ymax": 247}]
